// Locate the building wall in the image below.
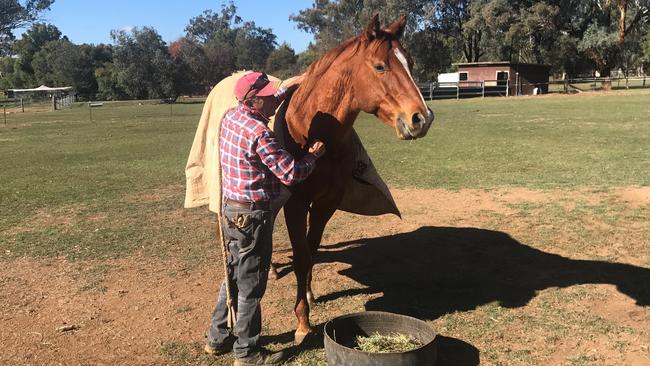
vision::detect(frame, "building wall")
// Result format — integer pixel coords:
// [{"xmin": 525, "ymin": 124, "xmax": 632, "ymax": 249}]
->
[
  {"xmin": 458, "ymin": 64, "xmax": 550, "ymax": 95},
  {"xmin": 458, "ymin": 66, "xmax": 513, "ymax": 86},
  {"xmin": 512, "ymin": 64, "xmax": 550, "ymax": 95}
]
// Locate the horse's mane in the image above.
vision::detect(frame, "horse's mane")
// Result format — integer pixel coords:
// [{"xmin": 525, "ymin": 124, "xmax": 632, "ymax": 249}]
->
[
  {"xmin": 291, "ymin": 28, "xmax": 401, "ymax": 110},
  {"xmin": 290, "ymin": 36, "xmax": 363, "ymax": 108}
]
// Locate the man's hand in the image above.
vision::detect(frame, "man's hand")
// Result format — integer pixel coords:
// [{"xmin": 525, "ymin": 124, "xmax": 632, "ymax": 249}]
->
[{"xmin": 308, "ymin": 140, "xmax": 326, "ymax": 159}]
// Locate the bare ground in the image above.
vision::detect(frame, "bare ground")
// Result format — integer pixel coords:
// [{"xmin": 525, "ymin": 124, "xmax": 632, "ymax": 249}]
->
[{"xmin": 1, "ymin": 187, "xmax": 649, "ymax": 366}]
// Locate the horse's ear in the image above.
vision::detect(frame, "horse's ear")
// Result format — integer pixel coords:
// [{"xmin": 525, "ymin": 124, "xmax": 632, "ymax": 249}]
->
[
  {"xmin": 363, "ymin": 13, "xmax": 381, "ymax": 42},
  {"xmin": 386, "ymin": 15, "xmax": 407, "ymax": 39}
]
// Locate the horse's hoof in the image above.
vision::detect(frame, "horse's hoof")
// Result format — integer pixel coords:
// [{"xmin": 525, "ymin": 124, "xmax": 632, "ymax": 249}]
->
[
  {"xmin": 269, "ymin": 269, "xmax": 279, "ymax": 280},
  {"xmin": 294, "ymin": 329, "xmax": 313, "ymax": 346},
  {"xmin": 269, "ymin": 264, "xmax": 279, "ymax": 280},
  {"xmin": 307, "ymin": 291, "xmax": 316, "ymax": 308}
]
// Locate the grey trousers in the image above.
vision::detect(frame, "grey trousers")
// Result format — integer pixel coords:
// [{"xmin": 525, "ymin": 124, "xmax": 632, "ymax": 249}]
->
[{"xmin": 207, "ymin": 203, "xmax": 273, "ymax": 358}]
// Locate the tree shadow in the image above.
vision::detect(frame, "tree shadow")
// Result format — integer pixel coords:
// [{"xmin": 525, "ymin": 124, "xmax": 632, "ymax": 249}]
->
[{"xmin": 315, "ymin": 226, "xmax": 650, "ymax": 319}]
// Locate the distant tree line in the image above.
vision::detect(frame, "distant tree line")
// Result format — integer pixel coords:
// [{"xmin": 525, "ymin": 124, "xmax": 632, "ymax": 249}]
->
[
  {"xmin": 2, "ymin": 0, "xmax": 650, "ymax": 100},
  {"xmin": 292, "ymin": 0, "xmax": 650, "ymax": 81},
  {"xmin": 0, "ymin": 2, "xmax": 301, "ymax": 100}
]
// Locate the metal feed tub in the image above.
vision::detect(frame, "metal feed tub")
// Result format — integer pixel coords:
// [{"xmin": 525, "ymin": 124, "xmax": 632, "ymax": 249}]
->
[{"xmin": 324, "ymin": 311, "xmax": 437, "ymax": 366}]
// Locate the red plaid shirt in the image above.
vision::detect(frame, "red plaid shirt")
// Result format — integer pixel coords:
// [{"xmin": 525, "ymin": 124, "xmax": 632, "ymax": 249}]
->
[{"xmin": 220, "ymin": 104, "xmax": 316, "ymax": 203}]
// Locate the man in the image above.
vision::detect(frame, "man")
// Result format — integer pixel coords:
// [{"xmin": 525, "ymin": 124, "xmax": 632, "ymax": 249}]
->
[{"xmin": 205, "ymin": 72, "xmax": 325, "ymax": 366}]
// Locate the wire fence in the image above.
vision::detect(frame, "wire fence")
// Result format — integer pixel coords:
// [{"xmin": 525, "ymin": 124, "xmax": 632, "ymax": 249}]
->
[
  {"xmin": 0, "ymin": 93, "xmax": 77, "ymax": 116},
  {"xmin": 419, "ymin": 76, "xmax": 650, "ymax": 100}
]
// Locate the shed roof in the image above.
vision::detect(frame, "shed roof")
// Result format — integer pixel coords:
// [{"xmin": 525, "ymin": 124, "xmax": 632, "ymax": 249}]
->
[
  {"xmin": 454, "ymin": 61, "xmax": 550, "ymax": 68},
  {"xmin": 9, "ymin": 85, "xmax": 73, "ymax": 92}
]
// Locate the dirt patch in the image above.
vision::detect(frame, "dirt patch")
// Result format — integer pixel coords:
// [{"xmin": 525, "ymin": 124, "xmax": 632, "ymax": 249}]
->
[
  {"xmin": 126, "ymin": 184, "xmax": 185, "ymax": 203},
  {"xmin": 616, "ymin": 186, "xmax": 650, "ymax": 208},
  {"xmin": 1, "ymin": 187, "xmax": 648, "ymax": 365},
  {"xmin": 2, "ymin": 206, "xmax": 82, "ymax": 236}
]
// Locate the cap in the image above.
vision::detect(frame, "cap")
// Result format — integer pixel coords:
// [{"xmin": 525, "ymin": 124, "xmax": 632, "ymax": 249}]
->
[{"xmin": 234, "ymin": 72, "xmax": 279, "ymax": 101}]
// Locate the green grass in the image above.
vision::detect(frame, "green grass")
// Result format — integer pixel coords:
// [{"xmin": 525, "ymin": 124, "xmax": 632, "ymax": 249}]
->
[
  {"xmin": 356, "ymin": 93, "xmax": 650, "ymax": 189},
  {"xmin": 1, "ymin": 93, "xmax": 649, "ymax": 260}
]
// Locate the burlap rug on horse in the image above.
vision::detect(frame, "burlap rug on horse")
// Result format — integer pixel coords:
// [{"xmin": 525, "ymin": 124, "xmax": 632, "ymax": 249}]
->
[{"xmin": 184, "ymin": 71, "xmax": 400, "ymax": 217}]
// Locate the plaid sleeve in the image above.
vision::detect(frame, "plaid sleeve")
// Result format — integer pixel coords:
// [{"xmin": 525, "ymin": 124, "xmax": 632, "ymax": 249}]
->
[
  {"xmin": 273, "ymin": 86, "xmax": 289, "ymax": 102},
  {"xmin": 255, "ymin": 129, "xmax": 316, "ymax": 186}
]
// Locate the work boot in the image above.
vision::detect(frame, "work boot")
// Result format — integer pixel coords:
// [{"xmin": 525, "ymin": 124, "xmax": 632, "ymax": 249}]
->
[
  {"xmin": 204, "ymin": 335, "xmax": 236, "ymax": 356},
  {"xmin": 233, "ymin": 347, "xmax": 286, "ymax": 366}
]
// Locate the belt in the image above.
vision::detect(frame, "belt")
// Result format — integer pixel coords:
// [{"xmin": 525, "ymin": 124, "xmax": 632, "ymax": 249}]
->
[{"xmin": 224, "ymin": 197, "xmax": 270, "ymax": 211}]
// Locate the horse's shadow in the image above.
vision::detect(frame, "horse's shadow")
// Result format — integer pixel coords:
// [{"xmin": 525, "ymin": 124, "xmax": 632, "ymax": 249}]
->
[
  {"xmin": 315, "ymin": 226, "xmax": 650, "ymax": 319},
  {"xmin": 269, "ymin": 226, "xmax": 649, "ymax": 365}
]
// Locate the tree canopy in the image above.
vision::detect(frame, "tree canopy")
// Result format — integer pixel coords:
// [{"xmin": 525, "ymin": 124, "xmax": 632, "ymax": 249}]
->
[
  {"xmin": 1, "ymin": 0, "xmax": 54, "ymax": 54},
  {"xmin": 1, "ymin": 0, "xmax": 650, "ymax": 100}
]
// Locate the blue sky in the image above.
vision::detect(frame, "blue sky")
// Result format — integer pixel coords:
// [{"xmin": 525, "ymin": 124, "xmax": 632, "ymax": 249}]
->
[{"xmin": 20, "ymin": 0, "xmax": 315, "ymax": 53}]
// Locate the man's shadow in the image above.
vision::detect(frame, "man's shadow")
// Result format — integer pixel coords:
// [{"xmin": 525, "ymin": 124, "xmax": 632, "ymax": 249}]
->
[{"xmin": 279, "ymin": 226, "xmax": 649, "ymax": 365}]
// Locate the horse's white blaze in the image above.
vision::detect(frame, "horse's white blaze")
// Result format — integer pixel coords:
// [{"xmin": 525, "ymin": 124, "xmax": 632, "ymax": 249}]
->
[{"xmin": 393, "ymin": 48, "xmax": 428, "ymax": 113}]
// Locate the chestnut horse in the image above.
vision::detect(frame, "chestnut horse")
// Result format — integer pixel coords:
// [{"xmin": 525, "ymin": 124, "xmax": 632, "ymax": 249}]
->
[{"xmin": 280, "ymin": 14, "xmax": 434, "ymax": 344}]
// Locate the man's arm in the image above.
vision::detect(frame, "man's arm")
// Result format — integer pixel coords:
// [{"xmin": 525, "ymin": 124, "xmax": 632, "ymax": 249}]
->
[{"xmin": 255, "ymin": 130, "xmax": 324, "ymax": 186}]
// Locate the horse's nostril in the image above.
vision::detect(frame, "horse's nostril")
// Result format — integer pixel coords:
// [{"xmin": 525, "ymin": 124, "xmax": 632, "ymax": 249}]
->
[{"xmin": 412, "ymin": 113, "xmax": 425, "ymax": 127}]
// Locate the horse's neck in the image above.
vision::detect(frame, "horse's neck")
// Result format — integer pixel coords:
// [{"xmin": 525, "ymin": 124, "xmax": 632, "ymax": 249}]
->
[{"xmin": 285, "ymin": 72, "xmax": 359, "ymax": 151}]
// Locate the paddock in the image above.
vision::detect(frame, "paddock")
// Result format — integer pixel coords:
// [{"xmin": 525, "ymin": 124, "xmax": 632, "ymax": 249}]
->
[{"xmin": 1, "ymin": 91, "xmax": 649, "ymax": 365}]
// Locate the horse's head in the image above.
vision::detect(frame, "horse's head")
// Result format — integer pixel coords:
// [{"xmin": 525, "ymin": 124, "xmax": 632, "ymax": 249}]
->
[{"xmin": 352, "ymin": 14, "xmax": 433, "ymax": 140}]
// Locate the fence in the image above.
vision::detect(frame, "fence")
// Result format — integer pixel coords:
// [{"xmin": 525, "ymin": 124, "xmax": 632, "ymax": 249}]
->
[
  {"xmin": 54, "ymin": 94, "xmax": 75, "ymax": 110},
  {"xmin": 419, "ymin": 76, "xmax": 650, "ymax": 100},
  {"xmin": 0, "ymin": 93, "xmax": 77, "ymax": 116},
  {"xmin": 420, "ymin": 80, "xmax": 511, "ymax": 100}
]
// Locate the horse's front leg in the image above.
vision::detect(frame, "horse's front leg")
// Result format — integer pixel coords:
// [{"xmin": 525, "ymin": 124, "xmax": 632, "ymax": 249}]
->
[
  {"xmin": 305, "ymin": 195, "xmax": 340, "ymax": 307},
  {"xmin": 268, "ymin": 186, "xmax": 291, "ymax": 280},
  {"xmin": 283, "ymin": 195, "xmax": 313, "ymax": 345}
]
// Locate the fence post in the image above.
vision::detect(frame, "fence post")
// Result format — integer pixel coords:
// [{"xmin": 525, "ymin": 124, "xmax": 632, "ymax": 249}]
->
[
  {"xmin": 89, "ymin": 102, "xmax": 93, "ymax": 122},
  {"xmin": 506, "ymin": 80, "xmax": 510, "ymax": 97},
  {"xmin": 20, "ymin": 98, "xmax": 24, "ymax": 112},
  {"xmin": 482, "ymin": 81, "xmax": 485, "ymax": 98},
  {"xmin": 429, "ymin": 82, "xmax": 434, "ymax": 101},
  {"xmin": 456, "ymin": 82, "xmax": 460, "ymax": 100},
  {"xmin": 3, "ymin": 103, "xmax": 6, "ymax": 126}
]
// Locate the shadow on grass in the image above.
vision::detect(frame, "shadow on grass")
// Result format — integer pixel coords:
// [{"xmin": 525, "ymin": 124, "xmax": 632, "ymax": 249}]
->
[
  {"xmin": 315, "ymin": 227, "xmax": 649, "ymax": 319},
  {"xmin": 268, "ymin": 226, "xmax": 650, "ymax": 364},
  {"xmin": 262, "ymin": 323, "xmax": 478, "ymax": 366}
]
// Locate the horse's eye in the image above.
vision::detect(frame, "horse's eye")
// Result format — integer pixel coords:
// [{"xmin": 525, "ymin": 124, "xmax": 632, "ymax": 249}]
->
[{"xmin": 374, "ymin": 64, "xmax": 386, "ymax": 73}]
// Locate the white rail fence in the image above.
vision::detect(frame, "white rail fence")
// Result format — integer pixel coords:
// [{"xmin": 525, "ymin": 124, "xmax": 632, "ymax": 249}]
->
[{"xmin": 418, "ymin": 76, "xmax": 650, "ymax": 100}]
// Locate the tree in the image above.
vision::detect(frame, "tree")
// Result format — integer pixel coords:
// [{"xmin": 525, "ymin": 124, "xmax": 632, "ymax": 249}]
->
[
  {"xmin": 184, "ymin": 2, "xmax": 277, "ymax": 85},
  {"xmin": 0, "ymin": 0, "xmax": 54, "ymax": 54},
  {"xmin": 169, "ymin": 37, "xmax": 208, "ymax": 95},
  {"xmin": 265, "ymin": 42, "xmax": 298, "ymax": 79},
  {"xmin": 643, "ymin": 29, "xmax": 650, "ymax": 67},
  {"xmin": 185, "ymin": 1, "xmax": 241, "ymax": 44},
  {"xmin": 0, "ymin": 55, "xmax": 32, "ymax": 88},
  {"xmin": 12, "ymin": 22, "xmax": 61, "ymax": 73},
  {"xmin": 408, "ymin": 27, "xmax": 452, "ymax": 80},
  {"xmin": 578, "ymin": 22, "xmax": 620, "ymax": 83},
  {"xmin": 233, "ymin": 22, "xmax": 276, "ymax": 70},
  {"xmin": 601, "ymin": 0, "xmax": 650, "ymax": 44},
  {"xmin": 95, "ymin": 62, "xmax": 125, "ymax": 100},
  {"xmin": 291, "ymin": 0, "xmax": 446, "ymax": 76},
  {"xmin": 111, "ymin": 27, "xmax": 176, "ymax": 99},
  {"xmin": 31, "ymin": 39, "xmax": 97, "ymax": 98}
]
